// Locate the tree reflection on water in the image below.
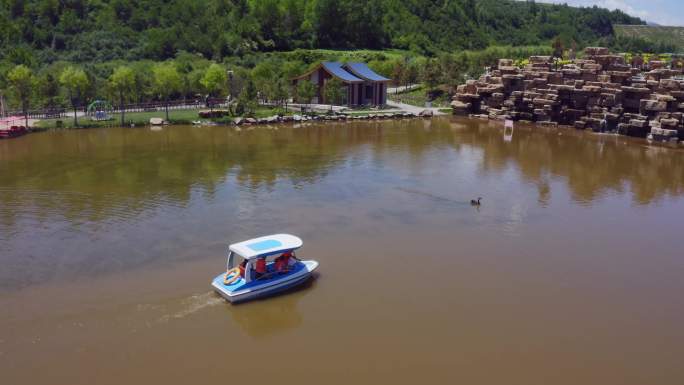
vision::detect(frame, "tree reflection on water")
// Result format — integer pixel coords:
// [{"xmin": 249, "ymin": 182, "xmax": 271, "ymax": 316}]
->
[{"xmin": 1, "ymin": 119, "xmax": 682, "ymax": 224}]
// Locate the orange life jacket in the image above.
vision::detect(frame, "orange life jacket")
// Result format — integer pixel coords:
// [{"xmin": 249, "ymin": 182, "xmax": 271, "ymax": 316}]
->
[
  {"xmin": 275, "ymin": 258, "xmax": 285, "ymax": 271},
  {"xmin": 255, "ymin": 258, "xmax": 266, "ymax": 274}
]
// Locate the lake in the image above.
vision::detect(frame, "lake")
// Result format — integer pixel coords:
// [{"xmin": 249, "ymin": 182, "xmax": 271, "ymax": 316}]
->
[{"xmin": 2, "ymin": 117, "xmax": 684, "ymax": 385}]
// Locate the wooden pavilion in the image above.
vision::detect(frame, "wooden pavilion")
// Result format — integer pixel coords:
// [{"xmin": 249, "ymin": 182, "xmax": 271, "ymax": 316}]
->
[{"xmin": 292, "ymin": 62, "xmax": 390, "ymax": 107}]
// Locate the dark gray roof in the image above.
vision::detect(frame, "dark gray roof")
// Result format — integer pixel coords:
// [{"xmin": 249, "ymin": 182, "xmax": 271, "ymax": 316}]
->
[
  {"xmin": 322, "ymin": 62, "xmax": 363, "ymax": 83},
  {"xmin": 345, "ymin": 62, "xmax": 390, "ymax": 82}
]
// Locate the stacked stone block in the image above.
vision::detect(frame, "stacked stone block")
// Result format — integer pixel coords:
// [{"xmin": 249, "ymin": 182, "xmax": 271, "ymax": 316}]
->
[{"xmin": 452, "ymin": 47, "xmax": 684, "ymax": 141}]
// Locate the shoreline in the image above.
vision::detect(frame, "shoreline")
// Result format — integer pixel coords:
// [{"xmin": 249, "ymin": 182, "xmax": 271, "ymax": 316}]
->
[
  {"xmin": 3, "ymin": 109, "xmax": 439, "ymax": 138},
  {"xmin": 460, "ymin": 112, "xmax": 684, "ymax": 148},
  {"xmin": 6, "ymin": 111, "xmax": 683, "ymax": 149}
]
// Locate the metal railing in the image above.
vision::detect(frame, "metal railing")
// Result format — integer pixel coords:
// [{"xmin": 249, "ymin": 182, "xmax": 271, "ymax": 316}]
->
[{"xmin": 3, "ymin": 98, "xmax": 230, "ymax": 119}]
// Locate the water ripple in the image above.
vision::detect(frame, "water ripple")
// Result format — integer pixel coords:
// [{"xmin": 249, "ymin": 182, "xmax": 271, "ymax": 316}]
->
[{"xmin": 156, "ymin": 291, "xmax": 224, "ymax": 323}]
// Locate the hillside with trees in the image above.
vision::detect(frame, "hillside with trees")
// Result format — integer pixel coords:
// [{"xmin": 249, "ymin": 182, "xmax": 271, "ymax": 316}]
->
[
  {"xmin": 0, "ymin": 0, "xmax": 647, "ymax": 121},
  {"xmin": 613, "ymin": 24, "xmax": 684, "ymax": 52},
  {"xmin": 1, "ymin": 0, "xmax": 642, "ymax": 64}
]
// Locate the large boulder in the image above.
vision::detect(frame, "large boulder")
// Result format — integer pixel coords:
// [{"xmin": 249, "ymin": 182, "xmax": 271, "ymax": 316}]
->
[
  {"xmin": 640, "ymin": 99, "xmax": 667, "ymax": 112},
  {"xmin": 451, "ymin": 100, "xmax": 472, "ymax": 115},
  {"xmin": 584, "ymin": 47, "xmax": 610, "ymax": 56}
]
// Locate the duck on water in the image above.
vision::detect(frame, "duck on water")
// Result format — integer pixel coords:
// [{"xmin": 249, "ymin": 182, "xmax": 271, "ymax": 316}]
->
[{"xmin": 471, "ymin": 197, "xmax": 482, "ymax": 206}]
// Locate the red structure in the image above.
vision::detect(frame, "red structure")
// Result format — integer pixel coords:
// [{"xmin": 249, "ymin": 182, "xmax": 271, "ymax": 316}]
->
[
  {"xmin": 0, "ymin": 116, "xmax": 28, "ymax": 139},
  {"xmin": 293, "ymin": 62, "xmax": 390, "ymax": 107}
]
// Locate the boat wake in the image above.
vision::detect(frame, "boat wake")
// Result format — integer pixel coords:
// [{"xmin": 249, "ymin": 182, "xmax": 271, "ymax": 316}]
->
[
  {"xmin": 395, "ymin": 187, "xmax": 467, "ymax": 206},
  {"xmin": 156, "ymin": 291, "xmax": 224, "ymax": 323}
]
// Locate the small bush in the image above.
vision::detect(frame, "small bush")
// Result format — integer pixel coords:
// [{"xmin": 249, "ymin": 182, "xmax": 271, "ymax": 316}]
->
[{"xmin": 198, "ymin": 110, "xmax": 230, "ymax": 118}]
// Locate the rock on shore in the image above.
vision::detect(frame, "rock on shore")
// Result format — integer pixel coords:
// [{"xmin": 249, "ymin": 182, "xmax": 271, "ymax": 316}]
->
[
  {"xmin": 230, "ymin": 112, "xmax": 420, "ymax": 126},
  {"xmin": 452, "ymin": 47, "xmax": 684, "ymax": 142}
]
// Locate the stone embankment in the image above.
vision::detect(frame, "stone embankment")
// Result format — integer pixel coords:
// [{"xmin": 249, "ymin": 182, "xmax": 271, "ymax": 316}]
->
[
  {"xmin": 230, "ymin": 110, "xmax": 434, "ymax": 126},
  {"xmin": 452, "ymin": 47, "xmax": 684, "ymax": 143}
]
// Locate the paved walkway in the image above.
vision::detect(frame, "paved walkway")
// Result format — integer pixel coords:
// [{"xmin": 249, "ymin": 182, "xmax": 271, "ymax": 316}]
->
[
  {"xmin": 386, "ymin": 100, "xmax": 447, "ymax": 116},
  {"xmin": 287, "ymin": 103, "xmax": 349, "ymax": 113},
  {"xmin": 387, "ymin": 84, "xmax": 421, "ymax": 94},
  {"xmin": 262, "ymin": 100, "xmax": 447, "ymax": 116}
]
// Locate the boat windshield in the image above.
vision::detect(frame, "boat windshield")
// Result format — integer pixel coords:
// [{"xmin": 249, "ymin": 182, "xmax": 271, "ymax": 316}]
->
[
  {"xmin": 226, "ymin": 251, "xmax": 247, "ymax": 270},
  {"xmin": 233, "ymin": 251, "xmax": 298, "ymax": 283}
]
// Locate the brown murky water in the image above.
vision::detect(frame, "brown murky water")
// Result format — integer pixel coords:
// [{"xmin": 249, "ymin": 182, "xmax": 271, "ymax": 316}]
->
[{"xmin": 1, "ymin": 118, "xmax": 684, "ymax": 385}]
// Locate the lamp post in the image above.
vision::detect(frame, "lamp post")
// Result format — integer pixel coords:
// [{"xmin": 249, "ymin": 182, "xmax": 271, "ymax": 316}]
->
[
  {"xmin": 226, "ymin": 70, "xmax": 234, "ymax": 114},
  {"xmin": 227, "ymin": 70, "xmax": 234, "ymax": 101}
]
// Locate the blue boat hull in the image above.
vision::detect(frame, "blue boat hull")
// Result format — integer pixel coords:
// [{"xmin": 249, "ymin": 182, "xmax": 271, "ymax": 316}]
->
[{"xmin": 211, "ymin": 260, "xmax": 318, "ymax": 303}]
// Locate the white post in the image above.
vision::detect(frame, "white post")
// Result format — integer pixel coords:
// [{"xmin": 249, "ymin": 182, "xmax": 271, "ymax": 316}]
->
[
  {"xmin": 226, "ymin": 251, "xmax": 234, "ymax": 270},
  {"xmin": 244, "ymin": 260, "xmax": 253, "ymax": 283}
]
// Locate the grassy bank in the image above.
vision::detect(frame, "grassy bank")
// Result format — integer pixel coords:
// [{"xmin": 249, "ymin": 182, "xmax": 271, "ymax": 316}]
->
[
  {"xmin": 36, "ymin": 109, "xmax": 200, "ymax": 129},
  {"xmin": 388, "ymin": 86, "xmax": 451, "ymax": 108},
  {"xmin": 35, "ymin": 107, "xmax": 296, "ymax": 129}
]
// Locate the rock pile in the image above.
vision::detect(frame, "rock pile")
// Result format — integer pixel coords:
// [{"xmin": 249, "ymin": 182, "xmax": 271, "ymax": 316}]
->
[
  {"xmin": 452, "ymin": 47, "xmax": 684, "ymax": 142},
  {"xmin": 231, "ymin": 112, "xmax": 420, "ymax": 126}
]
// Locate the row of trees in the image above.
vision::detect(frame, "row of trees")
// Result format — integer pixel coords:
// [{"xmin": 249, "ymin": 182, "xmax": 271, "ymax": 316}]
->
[
  {"xmin": 3, "ymin": 61, "xmax": 242, "ymax": 126},
  {"xmin": 6, "ymin": 64, "xmax": 88, "ymax": 127},
  {"xmin": 2, "ymin": 44, "xmax": 556, "ymax": 125},
  {"xmin": 1, "ymin": 67, "xmax": 314, "ymax": 128},
  {"xmin": 3, "ymin": 58, "xmax": 339, "ymax": 126}
]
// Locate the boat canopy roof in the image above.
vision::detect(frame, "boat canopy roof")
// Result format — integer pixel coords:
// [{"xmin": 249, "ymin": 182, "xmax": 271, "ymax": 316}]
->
[{"xmin": 229, "ymin": 234, "xmax": 303, "ymax": 259}]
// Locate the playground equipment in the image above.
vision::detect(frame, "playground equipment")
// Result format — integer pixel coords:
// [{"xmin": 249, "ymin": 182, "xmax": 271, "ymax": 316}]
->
[{"xmin": 86, "ymin": 100, "xmax": 113, "ymax": 121}]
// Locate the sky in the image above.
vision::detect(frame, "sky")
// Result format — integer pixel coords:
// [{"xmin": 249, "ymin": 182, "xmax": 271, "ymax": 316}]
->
[{"xmin": 536, "ymin": 0, "xmax": 684, "ymax": 26}]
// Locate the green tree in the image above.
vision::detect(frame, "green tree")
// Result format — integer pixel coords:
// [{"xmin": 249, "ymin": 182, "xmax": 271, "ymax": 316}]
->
[
  {"xmin": 272, "ymin": 78, "xmax": 289, "ymax": 111},
  {"xmin": 552, "ymin": 36, "xmax": 564, "ymax": 59},
  {"xmin": 0, "ymin": 0, "xmax": 646, "ymax": 62},
  {"xmin": 313, "ymin": 0, "xmax": 348, "ymax": 48},
  {"xmin": 7, "ymin": 65, "xmax": 35, "ymax": 129},
  {"xmin": 109, "ymin": 66, "xmax": 136, "ymax": 126},
  {"xmin": 251, "ymin": 61, "xmax": 278, "ymax": 103},
  {"xmin": 153, "ymin": 63, "xmax": 182, "ymax": 121},
  {"xmin": 439, "ymin": 54, "xmax": 462, "ymax": 93},
  {"xmin": 552, "ymin": 37, "xmax": 564, "ymax": 70},
  {"xmin": 39, "ymin": 72, "xmax": 60, "ymax": 111},
  {"xmin": 237, "ymin": 78, "xmax": 258, "ymax": 116},
  {"xmin": 323, "ymin": 77, "xmax": 343, "ymax": 111},
  {"xmin": 405, "ymin": 62, "xmax": 419, "ymax": 88},
  {"xmin": 297, "ymin": 80, "xmax": 315, "ymax": 111},
  {"xmin": 200, "ymin": 63, "xmax": 227, "ymax": 110},
  {"xmin": 59, "ymin": 66, "xmax": 89, "ymax": 127},
  {"xmin": 422, "ymin": 58, "xmax": 441, "ymax": 97},
  {"xmin": 391, "ymin": 60, "xmax": 406, "ymax": 91}
]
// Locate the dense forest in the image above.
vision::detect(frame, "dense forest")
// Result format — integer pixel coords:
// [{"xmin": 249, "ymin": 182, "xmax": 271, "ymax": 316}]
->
[
  {"xmin": 1, "ymin": 0, "xmax": 643, "ymax": 64},
  {"xmin": 0, "ymin": 0, "xmax": 647, "ymax": 117}
]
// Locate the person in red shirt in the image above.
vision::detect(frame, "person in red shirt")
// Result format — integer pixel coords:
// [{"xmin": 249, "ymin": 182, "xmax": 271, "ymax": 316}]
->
[
  {"xmin": 254, "ymin": 257, "xmax": 267, "ymax": 279},
  {"xmin": 275, "ymin": 252, "xmax": 292, "ymax": 273}
]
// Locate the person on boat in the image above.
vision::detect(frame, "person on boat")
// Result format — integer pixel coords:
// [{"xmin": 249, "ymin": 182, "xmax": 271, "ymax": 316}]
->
[
  {"xmin": 275, "ymin": 251, "xmax": 294, "ymax": 273},
  {"xmin": 254, "ymin": 257, "xmax": 267, "ymax": 279}
]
